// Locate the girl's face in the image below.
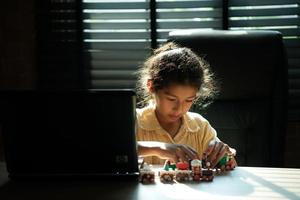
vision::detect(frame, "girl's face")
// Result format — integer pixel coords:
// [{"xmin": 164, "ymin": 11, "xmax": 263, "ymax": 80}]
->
[{"xmin": 151, "ymin": 83, "xmax": 198, "ymax": 124}]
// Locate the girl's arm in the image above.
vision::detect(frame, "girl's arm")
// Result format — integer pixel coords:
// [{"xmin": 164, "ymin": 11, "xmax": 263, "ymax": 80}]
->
[{"xmin": 137, "ymin": 141, "xmax": 200, "ymax": 163}]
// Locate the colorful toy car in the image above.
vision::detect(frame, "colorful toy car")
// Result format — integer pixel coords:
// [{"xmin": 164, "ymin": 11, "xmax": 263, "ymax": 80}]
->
[
  {"xmin": 139, "ymin": 170, "xmax": 155, "ymax": 184},
  {"xmin": 159, "ymin": 170, "xmax": 175, "ymax": 183},
  {"xmin": 176, "ymin": 161, "xmax": 189, "ymax": 170},
  {"xmin": 139, "ymin": 163, "xmax": 155, "ymax": 184},
  {"xmin": 201, "ymin": 168, "xmax": 214, "ymax": 181},
  {"xmin": 190, "ymin": 159, "xmax": 202, "ymax": 181}
]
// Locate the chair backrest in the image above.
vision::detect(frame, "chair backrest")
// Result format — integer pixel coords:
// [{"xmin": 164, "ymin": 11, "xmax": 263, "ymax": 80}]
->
[{"xmin": 168, "ymin": 30, "xmax": 288, "ymax": 167}]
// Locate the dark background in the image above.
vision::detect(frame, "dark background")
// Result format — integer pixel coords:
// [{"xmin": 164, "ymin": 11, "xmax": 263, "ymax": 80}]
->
[{"xmin": 0, "ymin": 0, "xmax": 299, "ymax": 167}]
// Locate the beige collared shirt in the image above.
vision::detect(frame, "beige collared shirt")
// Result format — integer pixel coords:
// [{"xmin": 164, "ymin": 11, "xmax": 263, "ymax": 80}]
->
[{"xmin": 136, "ymin": 104, "xmax": 218, "ymax": 164}]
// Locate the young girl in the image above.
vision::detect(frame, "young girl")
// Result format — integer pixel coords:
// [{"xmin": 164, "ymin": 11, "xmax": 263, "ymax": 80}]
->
[{"xmin": 136, "ymin": 42, "xmax": 236, "ymax": 168}]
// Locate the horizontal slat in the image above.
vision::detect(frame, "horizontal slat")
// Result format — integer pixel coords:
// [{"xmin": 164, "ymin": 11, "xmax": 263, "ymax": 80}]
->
[
  {"xmin": 41, "ymin": 34, "xmax": 78, "ymax": 41},
  {"xmin": 229, "ymin": 0, "xmax": 300, "ymax": 6},
  {"xmin": 157, "ymin": 0, "xmax": 222, "ymax": 8},
  {"xmin": 228, "ymin": 27, "xmax": 300, "ymax": 37},
  {"xmin": 289, "ymin": 79, "xmax": 300, "ymax": 89},
  {"xmin": 157, "ymin": 28, "xmax": 217, "ymax": 39},
  {"xmin": 43, "ymin": 12, "xmax": 77, "ymax": 20},
  {"xmin": 83, "ymin": 2, "xmax": 149, "ymax": 9},
  {"xmin": 157, "ymin": 39, "xmax": 168, "ymax": 43},
  {"xmin": 39, "ymin": 40, "xmax": 78, "ymax": 44},
  {"xmin": 288, "ymin": 109, "xmax": 300, "ymax": 121},
  {"xmin": 286, "ymin": 47, "xmax": 300, "ymax": 58},
  {"xmin": 229, "ymin": 7, "xmax": 300, "ymax": 17},
  {"xmin": 52, "ymin": 29, "xmax": 77, "ymax": 33},
  {"xmin": 284, "ymin": 39, "xmax": 300, "ymax": 47},
  {"xmin": 157, "ymin": 9, "xmax": 222, "ymax": 19},
  {"xmin": 47, "ymin": 2, "xmax": 77, "ymax": 10},
  {"xmin": 157, "ymin": 20, "xmax": 222, "ymax": 29},
  {"xmin": 49, "ymin": 23, "xmax": 78, "ymax": 29},
  {"xmin": 82, "ymin": 11, "xmax": 149, "ymax": 20},
  {"xmin": 89, "ymin": 60, "xmax": 142, "ymax": 69},
  {"xmin": 84, "ymin": 41, "xmax": 150, "ymax": 50},
  {"xmin": 288, "ymin": 98, "xmax": 300, "ymax": 108},
  {"xmin": 50, "ymin": 9, "xmax": 76, "ymax": 13},
  {"xmin": 91, "ymin": 80, "xmax": 136, "ymax": 89},
  {"xmin": 157, "ymin": 31, "xmax": 170, "ymax": 39},
  {"xmin": 289, "ymin": 89, "xmax": 300, "ymax": 97},
  {"xmin": 83, "ymin": 31, "xmax": 150, "ymax": 40},
  {"xmin": 39, "ymin": 53, "xmax": 80, "ymax": 61},
  {"xmin": 90, "ymin": 70, "xmax": 136, "ymax": 79},
  {"xmin": 229, "ymin": 18, "xmax": 300, "ymax": 27},
  {"xmin": 38, "ymin": 61, "xmax": 79, "ymax": 67},
  {"xmin": 84, "ymin": 50, "xmax": 149, "ymax": 60},
  {"xmin": 289, "ymin": 69, "xmax": 300, "ymax": 79},
  {"xmin": 275, "ymin": 28, "xmax": 300, "ymax": 37},
  {"xmin": 51, "ymin": 20, "xmax": 77, "ymax": 23},
  {"xmin": 38, "ymin": 42, "xmax": 79, "ymax": 50},
  {"xmin": 288, "ymin": 58, "xmax": 300, "ymax": 69},
  {"xmin": 83, "ymin": 21, "xmax": 150, "ymax": 29}
]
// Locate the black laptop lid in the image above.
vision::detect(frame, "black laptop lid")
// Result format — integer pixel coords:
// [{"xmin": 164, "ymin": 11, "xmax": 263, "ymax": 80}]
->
[{"xmin": 1, "ymin": 89, "xmax": 138, "ymax": 177}]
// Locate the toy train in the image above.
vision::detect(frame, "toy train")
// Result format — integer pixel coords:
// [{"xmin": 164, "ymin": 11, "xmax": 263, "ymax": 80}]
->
[{"xmin": 139, "ymin": 154, "xmax": 235, "ymax": 184}]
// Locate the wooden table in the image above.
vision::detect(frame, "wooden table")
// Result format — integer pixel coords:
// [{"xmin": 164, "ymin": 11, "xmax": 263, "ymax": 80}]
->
[{"xmin": 0, "ymin": 162, "xmax": 300, "ymax": 200}]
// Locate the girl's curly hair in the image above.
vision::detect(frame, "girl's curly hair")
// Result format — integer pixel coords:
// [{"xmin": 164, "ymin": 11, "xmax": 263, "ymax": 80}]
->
[{"xmin": 136, "ymin": 42, "xmax": 218, "ymax": 109}]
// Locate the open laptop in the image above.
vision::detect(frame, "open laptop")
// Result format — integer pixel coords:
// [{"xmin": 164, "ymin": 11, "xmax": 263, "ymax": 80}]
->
[{"xmin": 0, "ymin": 89, "xmax": 139, "ymax": 179}]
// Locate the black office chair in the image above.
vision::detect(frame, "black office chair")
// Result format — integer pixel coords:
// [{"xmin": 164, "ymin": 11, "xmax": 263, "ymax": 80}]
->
[{"xmin": 168, "ymin": 30, "xmax": 288, "ymax": 167}]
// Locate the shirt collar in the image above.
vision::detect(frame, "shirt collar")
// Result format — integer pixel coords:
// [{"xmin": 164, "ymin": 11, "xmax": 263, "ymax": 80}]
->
[{"xmin": 137, "ymin": 104, "xmax": 200, "ymax": 132}]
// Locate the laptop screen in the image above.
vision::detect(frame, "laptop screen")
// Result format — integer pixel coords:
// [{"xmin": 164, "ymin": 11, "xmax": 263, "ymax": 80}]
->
[{"xmin": 0, "ymin": 89, "xmax": 138, "ymax": 177}]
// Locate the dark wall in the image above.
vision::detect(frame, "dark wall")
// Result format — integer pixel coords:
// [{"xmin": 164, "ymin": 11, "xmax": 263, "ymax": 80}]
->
[
  {"xmin": 0, "ymin": 1, "xmax": 37, "ymax": 89},
  {"xmin": 0, "ymin": 0, "xmax": 37, "ymax": 161},
  {"xmin": 285, "ymin": 122, "xmax": 300, "ymax": 167},
  {"xmin": 0, "ymin": 0, "xmax": 85, "ymax": 161}
]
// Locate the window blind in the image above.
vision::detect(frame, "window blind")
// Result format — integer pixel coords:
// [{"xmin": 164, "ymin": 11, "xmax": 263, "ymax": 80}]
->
[
  {"xmin": 228, "ymin": 0, "xmax": 300, "ymax": 120},
  {"xmin": 36, "ymin": 0, "xmax": 84, "ymax": 89},
  {"xmin": 83, "ymin": 0, "xmax": 223, "ymax": 89},
  {"xmin": 156, "ymin": 0, "xmax": 223, "ymax": 43},
  {"xmin": 82, "ymin": 0, "xmax": 151, "ymax": 89},
  {"xmin": 82, "ymin": 0, "xmax": 300, "ymax": 120}
]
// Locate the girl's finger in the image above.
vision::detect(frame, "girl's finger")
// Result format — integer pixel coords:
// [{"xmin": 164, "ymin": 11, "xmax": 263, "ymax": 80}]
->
[
  {"xmin": 228, "ymin": 147, "xmax": 237, "ymax": 156},
  {"xmin": 211, "ymin": 144, "xmax": 227, "ymax": 168},
  {"xmin": 187, "ymin": 146, "xmax": 201, "ymax": 160},
  {"xmin": 203, "ymin": 140, "xmax": 216, "ymax": 156},
  {"xmin": 207, "ymin": 142, "xmax": 223, "ymax": 163},
  {"xmin": 175, "ymin": 147, "xmax": 189, "ymax": 163},
  {"xmin": 181, "ymin": 145, "xmax": 200, "ymax": 160}
]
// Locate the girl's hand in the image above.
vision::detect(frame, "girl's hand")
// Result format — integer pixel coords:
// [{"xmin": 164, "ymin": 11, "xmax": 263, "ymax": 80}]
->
[
  {"xmin": 158, "ymin": 143, "xmax": 200, "ymax": 163},
  {"xmin": 138, "ymin": 141, "xmax": 200, "ymax": 163},
  {"xmin": 203, "ymin": 140, "xmax": 237, "ymax": 168}
]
